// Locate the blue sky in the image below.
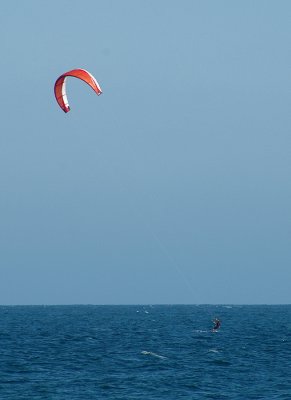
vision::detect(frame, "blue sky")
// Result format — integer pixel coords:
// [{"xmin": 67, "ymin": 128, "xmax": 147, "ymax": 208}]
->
[{"xmin": 0, "ymin": 1, "xmax": 290, "ymax": 304}]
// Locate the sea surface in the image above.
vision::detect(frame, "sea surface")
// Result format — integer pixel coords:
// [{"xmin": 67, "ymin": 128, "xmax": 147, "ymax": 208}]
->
[{"xmin": 0, "ymin": 305, "xmax": 290, "ymax": 399}]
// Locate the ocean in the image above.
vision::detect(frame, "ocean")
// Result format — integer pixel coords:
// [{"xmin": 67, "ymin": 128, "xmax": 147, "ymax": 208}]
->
[{"xmin": 0, "ymin": 305, "xmax": 290, "ymax": 399}]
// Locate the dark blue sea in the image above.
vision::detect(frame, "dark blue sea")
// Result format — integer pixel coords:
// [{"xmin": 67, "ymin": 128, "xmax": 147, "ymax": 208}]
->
[{"xmin": 0, "ymin": 305, "xmax": 290, "ymax": 399}]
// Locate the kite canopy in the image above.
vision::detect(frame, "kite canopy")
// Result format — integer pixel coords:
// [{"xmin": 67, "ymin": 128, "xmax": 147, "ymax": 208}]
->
[{"xmin": 54, "ymin": 68, "xmax": 102, "ymax": 113}]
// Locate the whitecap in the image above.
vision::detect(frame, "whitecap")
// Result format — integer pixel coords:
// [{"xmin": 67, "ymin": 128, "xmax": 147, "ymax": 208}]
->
[{"xmin": 141, "ymin": 351, "xmax": 167, "ymax": 359}]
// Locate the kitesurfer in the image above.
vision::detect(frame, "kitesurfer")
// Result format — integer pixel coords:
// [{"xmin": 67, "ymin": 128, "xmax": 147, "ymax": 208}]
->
[{"xmin": 212, "ymin": 318, "xmax": 221, "ymax": 331}]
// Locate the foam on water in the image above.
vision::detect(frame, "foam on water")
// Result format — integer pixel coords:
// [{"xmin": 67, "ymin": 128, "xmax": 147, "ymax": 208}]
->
[{"xmin": 141, "ymin": 350, "xmax": 167, "ymax": 359}]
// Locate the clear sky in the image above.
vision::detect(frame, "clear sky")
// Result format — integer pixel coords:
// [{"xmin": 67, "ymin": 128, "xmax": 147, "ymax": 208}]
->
[{"xmin": 0, "ymin": 1, "xmax": 290, "ymax": 305}]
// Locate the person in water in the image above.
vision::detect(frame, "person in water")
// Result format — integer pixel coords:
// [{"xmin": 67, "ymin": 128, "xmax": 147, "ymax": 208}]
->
[{"xmin": 212, "ymin": 318, "xmax": 221, "ymax": 331}]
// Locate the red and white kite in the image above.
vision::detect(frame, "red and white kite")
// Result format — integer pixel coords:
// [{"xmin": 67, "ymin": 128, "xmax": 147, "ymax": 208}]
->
[{"xmin": 54, "ymin": 69, "xmax": 102, "ymax": 113}]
